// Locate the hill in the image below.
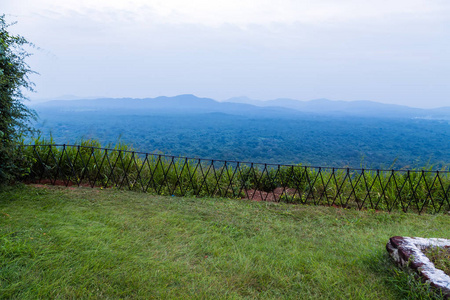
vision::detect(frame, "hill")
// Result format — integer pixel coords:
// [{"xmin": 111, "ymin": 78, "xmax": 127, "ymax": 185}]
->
[
  {"xmin": 32, "ymin": 94, "xmax": 303, "ymax": 118},
  {"xmin": 31, "ymin": 95, "xmax": 450, "ymax": 169},
  {"xmin": 225, "ymin": 96, "xmax": 450, "ymax": 119},
  {"xmin": 33, "ymin": 94, "xmax": 450, "ymax": 119}
]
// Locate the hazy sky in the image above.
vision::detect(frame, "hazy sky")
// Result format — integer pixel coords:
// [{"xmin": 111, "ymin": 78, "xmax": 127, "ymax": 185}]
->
[{"xmin": 3, "ymin": 0, "xmax": 450, "ymax": 108}]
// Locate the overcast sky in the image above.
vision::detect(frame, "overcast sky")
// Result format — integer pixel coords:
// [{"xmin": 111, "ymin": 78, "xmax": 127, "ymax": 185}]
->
[{"xmin": 3, "ymin": 0, "xmax": 450, "ymax": 108}]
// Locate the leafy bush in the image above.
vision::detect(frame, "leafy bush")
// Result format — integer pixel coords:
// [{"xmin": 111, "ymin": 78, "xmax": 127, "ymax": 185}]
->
[
  {"xmin": 17, "ymin": 139, "xmax": 450, "ymax": 214},
  {"xmin": 0, "ymin": 15, "xmax": 37, "ymax": 184}
]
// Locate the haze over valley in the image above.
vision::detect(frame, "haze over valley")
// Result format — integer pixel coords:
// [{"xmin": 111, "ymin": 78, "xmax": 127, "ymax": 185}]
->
[
  {"xmin": 32, "ymin": 95, "xmax": 450, "ymax": 169},
  {"xmin": 6, "ymin": 0, "xmax": 449, "ymax": 170}
]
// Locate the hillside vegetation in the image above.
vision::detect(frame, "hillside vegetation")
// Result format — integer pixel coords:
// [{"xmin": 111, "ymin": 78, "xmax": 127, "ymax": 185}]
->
[
  {"xmin": 17, "ymin": 140, "xmax": 450, "ymax": 214},
  {"xmin": 1, "ymin": 185, "xmax": 449, "ymax": 299},
  {"xmin": 34, "ymin": 110, "xmax": 450, "ymax": 169},
  {"xmin": 31, "ymin": 95, "xmax": 450, "ymax": 169}
]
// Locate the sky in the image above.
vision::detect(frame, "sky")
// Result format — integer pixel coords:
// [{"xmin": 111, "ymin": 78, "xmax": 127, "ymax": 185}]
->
[{"xmin": 3, "ymin": 0, "xmax": 450, "ymax": 108}]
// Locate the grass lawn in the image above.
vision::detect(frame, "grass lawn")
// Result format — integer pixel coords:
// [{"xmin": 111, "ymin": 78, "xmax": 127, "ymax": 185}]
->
[{"xmin": 1, "ymin": 185, "xmax": 449, "ymax": 299}]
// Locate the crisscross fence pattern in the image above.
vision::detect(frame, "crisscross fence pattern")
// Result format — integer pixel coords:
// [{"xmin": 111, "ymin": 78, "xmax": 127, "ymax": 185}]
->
[{"xmin": 17, "ymin": 144, "xmax": 450, "ymax": 214}]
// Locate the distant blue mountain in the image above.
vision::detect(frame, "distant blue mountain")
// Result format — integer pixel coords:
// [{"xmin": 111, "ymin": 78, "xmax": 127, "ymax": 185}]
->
[
  {"xmin": 225, "ymin": 97, "xmax": 450, "ymax": 119},
  {"xmin": 32, "ymin": 94, "xmax": 306, "ymax": 118},
  {"xmin": 32, "ymin": 94, "xmax": 450, "ymax": 119}
]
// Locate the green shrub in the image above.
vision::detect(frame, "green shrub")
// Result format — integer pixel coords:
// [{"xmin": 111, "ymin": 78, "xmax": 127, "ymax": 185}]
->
[{"xmin": 17, "ymin": 139, "xmax": 450, "ymax": 214}]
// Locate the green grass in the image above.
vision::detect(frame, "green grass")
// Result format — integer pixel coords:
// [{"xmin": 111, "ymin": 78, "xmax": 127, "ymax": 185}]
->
[
  {"xmin": 1, "ymin": 185, "xmax": 449, "ymax": 299},
  {"xmin": 422, "ymin": 246, "xmax": 450, "ymax": 276}
]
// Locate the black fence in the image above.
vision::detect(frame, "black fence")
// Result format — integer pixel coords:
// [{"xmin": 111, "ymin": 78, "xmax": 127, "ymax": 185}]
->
[{"xmin": 17, "ymin": 144, "xmax": 450, "ymax": 214}]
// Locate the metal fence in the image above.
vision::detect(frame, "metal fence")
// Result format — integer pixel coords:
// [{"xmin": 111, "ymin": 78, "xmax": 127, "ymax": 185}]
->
[{"xmin": 17, "ymin": 144, "xmax": 450, "ymax": 214}]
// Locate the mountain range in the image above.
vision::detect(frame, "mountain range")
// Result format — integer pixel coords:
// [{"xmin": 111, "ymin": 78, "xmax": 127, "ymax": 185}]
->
[
  {"xmin": 30, "ymin": 94, "xmax": 450, "ymax": 168},
  {"xmin": 225, "ymin": 96, "xmax": 450, "ymax": 119},
  {"xmin": 32, "ymin": 94, "xmax": 450, "ymax": 119}
]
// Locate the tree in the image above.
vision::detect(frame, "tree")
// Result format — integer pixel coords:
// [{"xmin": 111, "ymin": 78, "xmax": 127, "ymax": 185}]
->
[{"xmin": 0, "ymin": 14, "xmax": 37, "ymax": 184}]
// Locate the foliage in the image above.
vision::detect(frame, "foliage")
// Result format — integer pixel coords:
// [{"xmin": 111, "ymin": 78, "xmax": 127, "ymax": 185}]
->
[
  {"xmin": 33, "ymin": 110, "xmax": 450, "ymax": 170},
  {"xmin": 17, "ymin": 138, "xmax": 450, "ymax": 214},
  {"xmin": 0, "ymin": 15, "xmax": 37, "ymax": 184},
  {"xmin": 1, "ymin": 185, "xmax": 448, "ymax": 299}
]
